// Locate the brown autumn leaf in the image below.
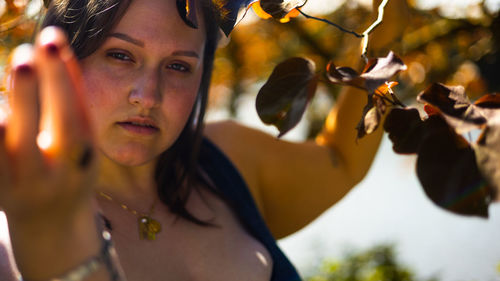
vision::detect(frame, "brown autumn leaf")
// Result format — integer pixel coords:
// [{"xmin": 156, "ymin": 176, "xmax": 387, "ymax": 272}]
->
[
  {"xmin": 355, "ymin": 82, "xmax": 398, "ymax": 139},
  {"xmin": 256, "ymin": 57, "xmax": 317, "ymax": 137},
  {"xmin": 213, "ymin": 0, "xmax": 258, "ymax": 36},
  {"xmin": 258, "ymin": 0, "xmax": 306, "ymax": 20},
  {"xmin": 383, "ymin": 105, "xmax": 495, "ymax": 217},
  {"xmin": 176, "ymin": 0, "xmax": 198, "ymax": 28},
  {"xmin": 423, "ymin": 104, "xmax": 441, "ymax": 116},
  {"xmin": 415, "ymin": 114, "xmax": 493, "ymax": 217},
  {"xmin": 177, "ymin": 0, "xmax": 261, "ymax": 35},
  {"xmin": 417, "ymin": 83, "xmax": 485, "ymax": 129},
  {"xmin": 361, "ymin": 52, "xmax": 407, "ymax": 94},
  {"xmin": 326, "ymin": 64, "xmax": 364, "ymax": 89},
  {"xmin": 326, "ymin": 51, "xmax": 407, "ymax": 94},
  {"xmin": 472, "ymin": 95, "xmax": 500, "ymax": 204},
  {"xmin": 383, "ymin": 107, "xmax": 424, "ymax": 154},
  {"xmin": 356, "ymin": 94, "xmax": 384, "ymax": 138},
  {"xmin": 375, "ymin": 81, "xmax": 399, "ymax": 97},
  {"xmin": 474, "ymin": 125, "xmax": 500, "ymax": 203},
  {"xmin": 417, "ymin": 84, "xmax": 500, "ymax": 134},
  {"xmin": 412, "ymin": 85, "xmax": 500, "ymax": 214},
  {"xmin": 355, "ymin": 96, "xmax": 375, "ymax": 139},
  {"xmin": 474, "ymin": 93, "xmax": 500, "ymax": 108},
  {"xmin": 363, "ymin": 97, "xmax": 384, "ymax": 135},
  {"xmin": 328, "ymin": 52, "xmax": 406, "ymax": 139},
  {"xmin": 472, "ymin": 93, "xmax": 500, "ymax": 125}
]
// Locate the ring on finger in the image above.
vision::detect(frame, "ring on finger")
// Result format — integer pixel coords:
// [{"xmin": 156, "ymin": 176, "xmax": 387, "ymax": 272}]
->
[{"xmin": 68, "ymin": 142, "xmax": 93, "ymax": 169}]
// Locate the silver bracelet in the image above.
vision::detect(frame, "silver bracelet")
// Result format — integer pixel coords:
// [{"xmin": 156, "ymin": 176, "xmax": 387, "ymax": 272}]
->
[
  {"xmin": 47, "ymin": 250, "xmax": 102, "ymax": 281},
  {"xmin": 20, "ymin": 223, "xmax": 123, "ymax": 281}
]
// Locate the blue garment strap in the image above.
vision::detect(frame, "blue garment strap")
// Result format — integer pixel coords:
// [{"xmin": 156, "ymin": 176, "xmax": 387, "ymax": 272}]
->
[{"xmin": 199, "ymin": 137, "xmax": 302, "ymax": 281}]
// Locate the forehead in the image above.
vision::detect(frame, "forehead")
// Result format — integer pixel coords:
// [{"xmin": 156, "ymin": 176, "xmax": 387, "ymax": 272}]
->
[{"xmin": 112, "ymin": 0, "xmax": 206, "ymax": 50}]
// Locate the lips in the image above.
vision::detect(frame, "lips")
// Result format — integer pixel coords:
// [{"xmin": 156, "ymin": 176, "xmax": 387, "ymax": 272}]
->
[{"xmin": 117, "ymin": 117, "xmax": 159, "ymax": 136}]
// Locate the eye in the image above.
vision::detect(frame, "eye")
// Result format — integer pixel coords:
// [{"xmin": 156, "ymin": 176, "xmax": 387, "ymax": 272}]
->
[
  {"xmin": 106, "ymin": 51, "xmax": 134, "ymax": 62},
  {"xmin": 167, "ymin": 62, "xmax": 190, "ymax": 73}
]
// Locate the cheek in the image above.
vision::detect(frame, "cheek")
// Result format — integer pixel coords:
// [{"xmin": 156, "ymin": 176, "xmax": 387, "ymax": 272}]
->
[
  {"xmin": 162, "ymin": 70, "xmax": 203, "ymax": 122},
  {"xmin": 81, "ymin": 69, "xmax": 123, "ymax": 133},
  {"xmin": 162, "ymin": 82, "xmax": 200, "ymax": 129}
]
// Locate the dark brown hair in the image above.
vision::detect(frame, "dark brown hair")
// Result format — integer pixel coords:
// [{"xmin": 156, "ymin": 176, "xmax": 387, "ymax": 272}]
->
[{"xmin": 42, "ymin": 0, "xmax": 220, "ymax": 225}]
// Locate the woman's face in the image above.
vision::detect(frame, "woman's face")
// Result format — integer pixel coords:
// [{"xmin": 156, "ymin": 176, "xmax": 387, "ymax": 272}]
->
[{"xmin": 80, "ymin": 0, "xmax": 206, "ymax": 166}]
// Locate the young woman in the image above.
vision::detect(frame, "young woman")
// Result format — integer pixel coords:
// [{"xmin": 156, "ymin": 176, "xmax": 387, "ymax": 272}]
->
[{"xmin": 0, "ymin": 0, "xmax": 407, "ymax": 280}]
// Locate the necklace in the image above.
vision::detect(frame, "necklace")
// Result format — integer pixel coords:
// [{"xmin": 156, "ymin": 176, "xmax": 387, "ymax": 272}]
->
[{"xmin": 97, "ymin": 191, "xmax": 162, "ymax": 241}]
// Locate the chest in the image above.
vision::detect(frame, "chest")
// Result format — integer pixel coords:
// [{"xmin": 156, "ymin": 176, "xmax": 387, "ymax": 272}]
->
[
  {"xmin": 98, "ymin": 189, "xmax": 273, "ymax": 281},
  {"xmin": 0, "ymin": 190, "xmax": 274, "ymax": 281}
]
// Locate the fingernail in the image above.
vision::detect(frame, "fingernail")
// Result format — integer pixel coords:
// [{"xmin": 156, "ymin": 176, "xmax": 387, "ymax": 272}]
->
[
  {"xmin": 39, "ymin": 27, "xmax": 62, "ymax": 57},
  {"xmin": 15, "ymin": 64, "xmax": 33, "ymax": 76},
  {"xmin": 11, "ymin": 44, "xmax": 34, "ymax": 70},
  {"xmin": 45, "ymin": 43, "xmax": 59, "ymax": 56}
]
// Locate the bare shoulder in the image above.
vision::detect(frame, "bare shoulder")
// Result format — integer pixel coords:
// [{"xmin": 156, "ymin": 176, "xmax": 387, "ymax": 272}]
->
[
  {"xmin": 204, "ymin": 121, "xmax": 354, "ymax": 238},
  {"xmin": 204, "ymin": 120, "xmax": 271, "ymax": 147},
  {"xmin": 0, "ymin": 212, "xmax": 21, "ymax": 281}
]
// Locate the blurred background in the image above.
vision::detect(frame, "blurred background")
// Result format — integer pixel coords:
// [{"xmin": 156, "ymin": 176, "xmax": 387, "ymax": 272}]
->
[{"xmin": 1, "ymin": 0, "xmax": 500, "ymax": 280}]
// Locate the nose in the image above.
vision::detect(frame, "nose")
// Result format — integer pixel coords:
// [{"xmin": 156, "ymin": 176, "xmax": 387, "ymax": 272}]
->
[{"xmin": 129, "ymin": 69, "xmax": 161, "ymax": 110}]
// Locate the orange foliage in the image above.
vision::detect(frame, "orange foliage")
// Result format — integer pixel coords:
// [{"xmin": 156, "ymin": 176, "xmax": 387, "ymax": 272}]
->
[
  {"xmin": 0, "ymin": 0, "xmax": 498, "ymax": 122},
  {"xmin": 251, "ymin": 1, "xmax": 300, "ymax": 23}
]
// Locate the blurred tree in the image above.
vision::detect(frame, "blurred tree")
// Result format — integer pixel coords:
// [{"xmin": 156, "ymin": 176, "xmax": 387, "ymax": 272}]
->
[
  {"xmin": 305, "ymin": 244, "xmax": 439, "ymax": 281},
  {"xmin": 1, "ymin": 1, "xmax": 498, "ymax": 128},
  {"xmin": 0, "ymin": 0, "xmax": 40, "ymax": 96},
  {"xmin": 209, "ymin": 1, "xmax": 499, "ymax": 137}
]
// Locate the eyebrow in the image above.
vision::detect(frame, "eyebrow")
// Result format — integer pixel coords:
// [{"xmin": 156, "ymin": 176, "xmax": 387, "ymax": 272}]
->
[
  {"xmin": 108, "ymin": 33, "xmax": 200, "ymax": 59},
  {"xmin": 109, "ymin": 33, "xmax": 144, "ymax": 47},
  {"xmin": 171, "ymin": 50, "xmax": 200, "ymax": 59}
]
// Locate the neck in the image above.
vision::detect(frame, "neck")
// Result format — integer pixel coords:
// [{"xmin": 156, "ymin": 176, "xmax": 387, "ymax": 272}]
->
[
  {"xmin": 94, "ymin": 151, "xmax": 159, "ymax": 203},
  {"xmin": 93, "ymin": 152, "xmax": 166, "ymax": 242}
]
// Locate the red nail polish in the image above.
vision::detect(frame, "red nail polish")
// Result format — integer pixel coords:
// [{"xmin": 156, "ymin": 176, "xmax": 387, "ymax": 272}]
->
[
  {"xmin": 45, "ymin": 43, "xmax": 59, "ymax": 56},
  {"xmin": 16, "ymin": 64, "xmax": 33, "ymax": 75}
]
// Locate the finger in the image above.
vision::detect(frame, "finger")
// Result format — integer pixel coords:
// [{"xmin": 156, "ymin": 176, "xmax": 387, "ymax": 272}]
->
[
  {"xmin": 0, "ymin": 88, "xmax": 9, "ymax": 205},
  {"xmin": 0, "ymin": 124, "xmax": 10, "ymax": 210},
  {"xmin": 0, "ymin": 123, "xmax": 9, "ymax": 185},
  {"xmin": 5, "ymin": 44, "xmax": 43, "ymax": 165},
  {"xmin": 35, "ymin": 27, "xmax": 91, "ymax": 156}
]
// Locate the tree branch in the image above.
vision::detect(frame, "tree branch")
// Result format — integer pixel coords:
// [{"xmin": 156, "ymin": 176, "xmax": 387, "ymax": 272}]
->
[
  {"xmin": 296, "ymin": 8, "xmax": 363, "ymax": 38},
  {"xmin": 296, "ymin": 0, "xmax": 391, "ymax": 62},
  {"xmin": 361, "ymin": 0, "xmax": 390, "ymax": 61}
]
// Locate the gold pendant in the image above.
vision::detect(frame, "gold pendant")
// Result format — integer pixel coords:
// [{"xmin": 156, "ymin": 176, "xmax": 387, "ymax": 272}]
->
[{"xmin": 138, "ymin": 216, "xmax": 162, "ymax": 240}]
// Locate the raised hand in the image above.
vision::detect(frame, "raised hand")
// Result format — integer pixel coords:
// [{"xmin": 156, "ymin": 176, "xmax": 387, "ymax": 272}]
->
[
  {"xmin": 2, "ymin": 26, "xmax": 95, "ymax": 221},
  {"xmin": 1, "ymin": 27, "xmax": 102, "ymax": 280}
]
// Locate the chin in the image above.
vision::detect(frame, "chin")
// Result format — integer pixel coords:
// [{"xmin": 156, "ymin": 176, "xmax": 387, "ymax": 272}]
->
[{"xmin": 102, "ymin": 145, "xmax": 162, "ymax": 167}]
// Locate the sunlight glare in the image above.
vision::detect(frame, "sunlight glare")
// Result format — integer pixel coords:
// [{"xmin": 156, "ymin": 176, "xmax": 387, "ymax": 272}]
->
[
  {"xmin": 255, "ymin": 251, "xmax": 269, "ymax": 267},
  {"xmin": 36, "ymin": 130, "xmax": 53, "ymax": 151},
  {"xmin": 0, "ymin": 104, "xmax": 8, "ymax": 124}
]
